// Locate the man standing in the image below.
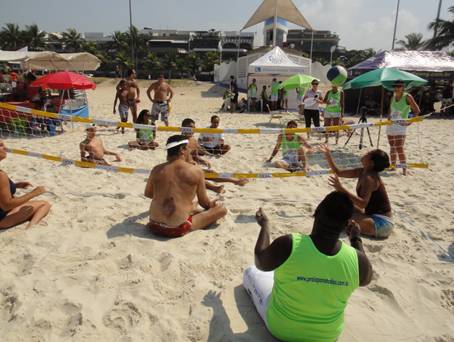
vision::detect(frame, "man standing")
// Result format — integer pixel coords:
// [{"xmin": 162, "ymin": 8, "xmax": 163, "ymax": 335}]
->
[
  {"xmin": 248, "ymin": 79, "xmax": 258, "ymax": 112},
  {"xmin": 145, "ymin": 135, "xmax": 227, "ymax": 238},
  {"xmin": 303, "ymin": 79, "xmax": 323, "ymax": 138},
  {"xmin": 113, "ymin": 80, "xmax": 129, "ymax": 134},
  {"xmin": 230, "ymin": 75, "xmax": 239, "ymax": 113},
  {"xmin": 147, "ymin": 74, "xmax": 174, "ymax": 127},
  {"xmin": 116, "ymin": 69, "xmax": 140, "ymax": 123},
  {"xmin": 270, "ymin": 78, "xmax": 280, "ymax": 111},
  {"xmin": 198, "ymin": 115, "xmax": 231, "ymax": 156}
]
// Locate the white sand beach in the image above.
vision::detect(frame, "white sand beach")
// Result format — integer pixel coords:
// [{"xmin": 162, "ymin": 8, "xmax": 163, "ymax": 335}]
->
[{"xmin": 0, "ymin": 80, "xmax": 453, "ymax": 342}]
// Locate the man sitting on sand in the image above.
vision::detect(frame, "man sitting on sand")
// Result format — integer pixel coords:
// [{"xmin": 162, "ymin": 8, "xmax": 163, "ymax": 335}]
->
[
  {"xmin": 243, "ymin": 191, "xmax": 372, "ymax": 342},
  {"xmin": 198, "ymin": 115, "xmax": 231, "ymax": 156},
  {"xmin": 267, "ymin": 120, "xmax": 314, "ymax": 172},
  {"xmin": 145, "ymin": 135, "xmax": 227, "ymax": 238},
  {"xmin": 116, "ymin": 69, "xmax": 140, "ymax": 123},
  {"xmin": 181, "ymin": 118, "xmax": 248, "ymax": 190},
  {"xmin": 79, "ymin": 125, "xmax": 122, "ymax": 165},
  {"xmin": 147, "ymin": 74, "xmax": 174, "ymax": 127}
]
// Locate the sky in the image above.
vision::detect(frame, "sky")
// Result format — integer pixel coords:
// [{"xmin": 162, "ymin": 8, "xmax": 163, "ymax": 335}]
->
[{"xmin": 0, "ymin": 0, "xmax": 451, "ymax": 50}]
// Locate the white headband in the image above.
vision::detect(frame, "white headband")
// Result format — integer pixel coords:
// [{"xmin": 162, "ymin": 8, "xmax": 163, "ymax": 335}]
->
[{"xmin": 165, "ymin": 139, "xmax": 189, "ymax": 150}]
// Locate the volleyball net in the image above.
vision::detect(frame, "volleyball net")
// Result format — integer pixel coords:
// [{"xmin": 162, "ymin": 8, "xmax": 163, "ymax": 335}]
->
[{"xmin": 0, "ymin": 102, "xmax": 429, "ymax": 178}]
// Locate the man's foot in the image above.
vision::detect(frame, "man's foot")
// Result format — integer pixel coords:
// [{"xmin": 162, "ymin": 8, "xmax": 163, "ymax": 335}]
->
[
  {"xmin": 212, "ymin": 185, "xmax": 225, "ymax": 194},
  {"xmin": 234, "ymin": 178, "xmax": 249, "ymax": 186}
]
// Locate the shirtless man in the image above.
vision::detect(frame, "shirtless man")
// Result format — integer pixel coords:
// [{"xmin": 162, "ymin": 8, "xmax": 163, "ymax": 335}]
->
[
  {"xmin": 145, "ymin": 135, "xmax": 227, "ymax": 238},
  {"xmin": 147, "ymin": 74, "xmax": 174, "ymax": 126},
  {"xmin": 79, "ymin": 126, "xmax": 122, "ymax": 165},
  {"xmin": 113, "ymin": 80, "xmax": 129, "ymax": 134},
  {"xmin": 181, "ymin": 118, "xmax": 249, "ymax": 191},
  {"xmin": 116, "ymin": 69, "xmax": 140, "ymax": 123}
]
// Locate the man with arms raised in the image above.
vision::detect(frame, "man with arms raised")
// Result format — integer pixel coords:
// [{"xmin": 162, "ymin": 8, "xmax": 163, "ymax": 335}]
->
[
  {"xmin": 145, "ymin": 135, "xmax": 227, "ymax": 238},
  {"xmin": 147, "ymin": 74, "xmax": 174, "ymax": 126},
  {"xmin": 116, "ymin": 68, "xmax": 140, "ymax": 123}
]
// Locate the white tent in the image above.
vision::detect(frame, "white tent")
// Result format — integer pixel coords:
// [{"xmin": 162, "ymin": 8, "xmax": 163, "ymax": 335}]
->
[
  {"xmin": 0, "ymin": 50, "xmax": 100, "ymax": 71},
  {"xmin": 248, "ymin": 46, "xmax": 306, "ymax": 74}
]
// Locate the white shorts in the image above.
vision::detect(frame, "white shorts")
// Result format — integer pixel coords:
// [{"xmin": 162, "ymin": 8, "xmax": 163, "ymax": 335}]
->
[
  {"xmin": 324, "ymin": 111, "xmax": 341, "ymax": 119},
  {"xmin": 243, "ymin": 265, "xmax": 274, "ymax": 326},
  {"xmin": 271, "ymin": 94, "xmax": 278, "ymax": 102},
  {"xmin": 386, "ymin": 123, "xmax": 407, "ymax": 136}
]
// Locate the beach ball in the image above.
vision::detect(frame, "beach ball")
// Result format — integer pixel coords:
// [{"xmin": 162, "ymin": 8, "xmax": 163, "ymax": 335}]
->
[{"xmin": 327, "ymin": 65, "xmax": 348, "ymax": 86}]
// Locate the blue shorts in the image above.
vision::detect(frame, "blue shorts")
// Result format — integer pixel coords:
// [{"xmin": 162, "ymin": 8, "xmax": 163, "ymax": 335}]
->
[{"xmin": 371, "ymin": 214, "xmax": 394, "ymax": 238}]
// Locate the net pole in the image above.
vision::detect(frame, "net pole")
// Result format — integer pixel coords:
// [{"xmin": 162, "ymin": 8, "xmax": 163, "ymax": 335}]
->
[{"xmin": 377, "ymin": 86, "xmax": 384, "ymax": 148}]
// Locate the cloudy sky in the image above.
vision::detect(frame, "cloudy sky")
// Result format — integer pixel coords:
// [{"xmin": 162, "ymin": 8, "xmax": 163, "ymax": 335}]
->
[{"xmin": 0, "ymin": 0, "xmax": 451, "ymax": 50}]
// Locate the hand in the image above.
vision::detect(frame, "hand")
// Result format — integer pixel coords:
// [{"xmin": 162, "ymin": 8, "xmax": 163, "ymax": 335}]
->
[
  {"xmin": 328, "ymin": 175, "xmax": 344, "ymax": 192},
  {"xmin": 319, "ymin": 144, "xmax": 330, "ymax": 155},
  {"xmin": 113, "ymin": 109, "xmax": 116, "ymax": 114},
  {"xmin": 204, "ymin": 160, "xmax": 211, "ymax": 169},
  {"xmin": 255, "ymin": 208, "xmax": 269, "ymax": 227},
  {"xmin": 16, "ymin": 181, "xmax": 32, "ymax": 189},
  {"xmin": 32, "ymin": 186, "xmax": 47, "ymax": 197},
  {"xmin": 115, "ymin": 154, "xmax": 122, "ymax": 162},
  {"xmin": 347, "ymin": 220, "xmax": 361, "ymax": 239}
]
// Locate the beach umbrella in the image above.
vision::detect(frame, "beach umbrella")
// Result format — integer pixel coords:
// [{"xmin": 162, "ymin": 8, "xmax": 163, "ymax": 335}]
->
[
  {"xmin": 279, "ymin": 73, "xmax": 316, "ymax": 90},
  {"xmin": 31, "ymin": 71, "xmax": 96, "ymax": 90},
  {"xmin": 343, "ymin": 67, "xmax": 427, "ymax": 91}
]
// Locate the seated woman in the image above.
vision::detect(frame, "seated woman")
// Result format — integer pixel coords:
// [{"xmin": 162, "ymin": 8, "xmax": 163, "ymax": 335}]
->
[
  {"xmin": 128, "ymin": 110, "xmax": 159, "ymax": 150},
  {"xmin": 267, "ymin": 120, "xmax": 313, "ymax": 172},
  {"xmin": 0, "ymin": 140, "xmax": 51, "ymax": 229},
  {"xmin": 321, "ymin": 145, "xmax": 393, "ymax": 238},
  {"xmin": 243, "ymin": 192, "xmax": 372, "ymax": 342}
]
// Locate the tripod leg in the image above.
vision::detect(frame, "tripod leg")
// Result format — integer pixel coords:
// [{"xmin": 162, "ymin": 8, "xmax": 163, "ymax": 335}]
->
[
  {"xmin": 359, "ymin": 128, "xmax": 365, "ymax": 150},
  {"xmin": 344, "ymin": 129, "xmax": 356, "ymax": 147},
  {"xmin": 366, "ymin": 127, "xmax": 374, "ymax": 147}
]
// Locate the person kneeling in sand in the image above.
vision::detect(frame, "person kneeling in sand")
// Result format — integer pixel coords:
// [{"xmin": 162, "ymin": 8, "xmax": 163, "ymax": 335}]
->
[
  {"xmin": 145, "ymin": 135, "xmax": 227, "ymax": 238},
  {"xmin": 267, "ymin": 120, "xmax": 314, "ymax": 172},
  {"xmin": 243, "ymin": 192, "xmax": 372, "ymax": 342},
  {"xmin": 80, "ymin": 125, "xmax": 122, "ymax": 165},
  {"xmin": 0, "ymin": 140, "xmax": 51, "ymax": 229}
]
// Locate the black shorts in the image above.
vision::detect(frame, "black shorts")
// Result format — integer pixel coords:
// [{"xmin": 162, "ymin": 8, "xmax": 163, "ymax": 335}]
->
[
  {"xmin": 303, "ymin": 109, "xmax": 320, "ymax": 128},
  {"xmin": 202, "ymin": 145, "xmax": 223, "ymax": 155}
]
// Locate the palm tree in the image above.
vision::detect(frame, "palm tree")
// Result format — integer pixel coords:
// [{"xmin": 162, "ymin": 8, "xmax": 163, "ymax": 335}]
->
[
  {"xmin": 426, "ymin": 6, "xmax": 454, "ymax": 50},
  {"xmin": 23, "ymin": 24, "xmax": 46, "ymax": 51},
  {"xmin": 0, "ymin": 23, "xmax": 23, "ymax": 50},
  {"xmin": 396, "ymin": 33, "xmax": 425, "ymax": 50},
  {"xmin": 61, "ymin": 28, "xmax": 84, "ymax": 52}
]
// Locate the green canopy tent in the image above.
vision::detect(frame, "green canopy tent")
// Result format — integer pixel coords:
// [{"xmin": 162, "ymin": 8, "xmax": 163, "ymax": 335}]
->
[
  {"xmin": 279, "ymin": 73, "xmax": 316, "ymax": 90},
  {"xmin": 343, "ymin": 67, "xmax": 428, "ymax": 147}
]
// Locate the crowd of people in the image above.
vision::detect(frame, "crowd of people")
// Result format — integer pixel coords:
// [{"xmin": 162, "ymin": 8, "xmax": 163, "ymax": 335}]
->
[{"xmin": 0, "ymin": 69, "xmax": 429, "ymax": 342}]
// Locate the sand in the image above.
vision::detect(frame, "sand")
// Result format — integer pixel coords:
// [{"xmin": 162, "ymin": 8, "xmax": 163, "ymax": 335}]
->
[{"xmin": 0, "ymin": 80, "xmax": 453, "ymax": 342}]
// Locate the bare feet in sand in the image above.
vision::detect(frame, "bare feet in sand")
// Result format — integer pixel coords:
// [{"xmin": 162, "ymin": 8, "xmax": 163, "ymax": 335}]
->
[
  {"xmin": 212, "ymin": 185, "xmax": 225, "ymax": 194},
  {"xmin": 234, "ymin": 179, "xmax": 249, "ymax": 186}
]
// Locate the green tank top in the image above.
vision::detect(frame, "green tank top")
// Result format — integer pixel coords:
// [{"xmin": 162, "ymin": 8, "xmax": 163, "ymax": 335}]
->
[
  {"xmin": 267, "ymin": 233, "xmax": 359, "ymax": 342},
  {"xmin": 390, "ymin": 92, "xmax": 410, "ymax": 120},
  {"xmin": 281, "ymin": 134, "xmax": 300, "ymax": 156},
  {"xmin": 137, "ymin": 128, "xmax": 154, "ymax": 142},
  {"xmin": 326, "ymin": 90, "xmax": 342, "ymax": 114},
  {"xmin": 249, "ymin": 84, "xmax": 257, "ymax": 97},
  {"xmin": 271, "ymin": 82, "xmax": 280, "ymax": 96}
]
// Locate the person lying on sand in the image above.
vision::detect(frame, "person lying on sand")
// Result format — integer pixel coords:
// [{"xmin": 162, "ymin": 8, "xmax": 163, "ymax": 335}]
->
[
  {"xmin": 80, "ymin": 125, "xmax": 122, "ymax": 166},
  {"xmin": 243, "ymin": 192, "xmax": 372, "ymax": 342},
  {"xmin": 181, "ymin": 118, "xmax": 248, "ymax": 192},
  {"xmin": 145, "ymin": 135, "xmax": 227, "ymax": 238},
  {"xmin": 0, "ymin": 139, "xmax": 51, "ymax": 229},
  {"xmin": 321, "ymin": 145, "xmax": 394, "ymax": 238},
  {"xmin": 267, "ymin": 120, "xmax": 314, "ymax": 172}
]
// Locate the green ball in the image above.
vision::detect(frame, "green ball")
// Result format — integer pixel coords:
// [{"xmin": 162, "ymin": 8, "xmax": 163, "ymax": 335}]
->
[{"xmin": 327, "ymin": 66, "xmax": 348, "ymax": 86}]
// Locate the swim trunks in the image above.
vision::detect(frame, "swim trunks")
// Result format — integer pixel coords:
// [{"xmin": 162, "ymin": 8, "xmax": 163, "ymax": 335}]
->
[
  {"xmin": 371, "ymin": 214, "xmax": 394, "ymax": 238},
  {"xmin": 151, "ymin": 101, "xmax": 169, "ymax": 122},
  {"xmin": 127, "ymin": 99, "xmax": 136, "ymax": 108},
  {"xmin": 118, "ymin": 103, "xmax": 129, "ymax": 122},
  {"xmin": 148, "ymin": 216, "xmax": 193, "ymax": 238}
]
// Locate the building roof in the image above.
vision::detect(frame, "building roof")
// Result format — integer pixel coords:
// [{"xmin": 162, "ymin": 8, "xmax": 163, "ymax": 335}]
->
[{"xmin": 242, "ymin": 0, "xmax": 312, "ymax": 30}]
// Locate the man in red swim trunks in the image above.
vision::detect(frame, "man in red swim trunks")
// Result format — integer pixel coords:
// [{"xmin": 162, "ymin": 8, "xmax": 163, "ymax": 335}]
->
[{"xmin": 144, "ymin": 135, "xmax": 227, "ymax": 238}]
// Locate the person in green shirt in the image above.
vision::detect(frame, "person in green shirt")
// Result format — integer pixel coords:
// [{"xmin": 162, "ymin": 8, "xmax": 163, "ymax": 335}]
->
[
  {"xmin": 271, "ymin": 78, "xmax": 280, "ymax": 110},
  {"xmin": 128, "ymin": 109, "xmax": 159, "ymax": 150},
  {"xmin": 243, "ymin": 191, "xmax": 373, "ymax": 342}
]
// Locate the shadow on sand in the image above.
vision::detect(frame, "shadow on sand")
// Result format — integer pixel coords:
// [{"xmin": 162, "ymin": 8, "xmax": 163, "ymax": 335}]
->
[{"xmin": 203, "ymin": 286, "xmax": 277, "ymax": 342}]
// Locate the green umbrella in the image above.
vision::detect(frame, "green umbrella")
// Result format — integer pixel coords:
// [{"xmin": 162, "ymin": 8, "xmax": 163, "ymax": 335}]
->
[
  {"xmin": 343, "ymin": 67, "xmax": 427, "ymax": 90},
  {"xmin": 279, "ymin": 74, "xmax": 316, "ymax": 90}
]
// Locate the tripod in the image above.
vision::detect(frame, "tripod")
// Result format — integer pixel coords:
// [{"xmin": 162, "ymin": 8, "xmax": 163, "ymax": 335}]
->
[{"xmin": 344, "ymin": 107, "xmax": 374, "ymax": 150}]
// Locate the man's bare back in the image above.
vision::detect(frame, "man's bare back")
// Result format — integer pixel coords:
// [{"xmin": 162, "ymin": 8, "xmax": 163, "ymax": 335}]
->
[{"xmin": 148, "ymin": 159, "xmax": 205, "ymax": 226}]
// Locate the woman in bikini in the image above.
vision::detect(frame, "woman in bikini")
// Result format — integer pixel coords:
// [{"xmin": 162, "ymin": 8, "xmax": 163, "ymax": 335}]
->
[
  {"xmin": 0, "ymin": 140, "xmax": 51, "ymax": 229},
  {"xmin": 321, "ymin": 145, "xmax": 393, "ymax": 238}
]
